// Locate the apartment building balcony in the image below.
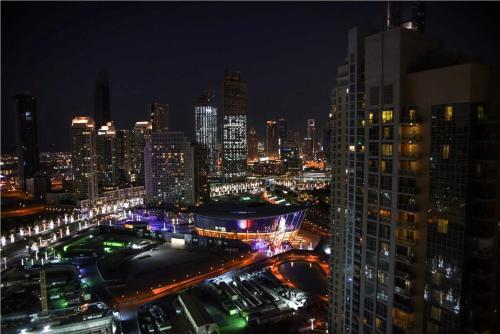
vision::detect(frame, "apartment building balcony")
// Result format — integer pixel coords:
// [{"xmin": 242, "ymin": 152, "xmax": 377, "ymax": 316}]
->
[
  {"xmin": 393, "ymin": 297, "xmax": 414, "ymax": 313},
  {"xmin": 400, "ymin": 151, "xmax": 421, "ymax": 160},
  {"xmin": 398, "ymin": 168, "xmax": 419, "ymax": 177},
  {"xmin": 396, "ymin": 253, "xmax": 416, "ymax": 264},
  {"xmin": 394, "ymin": 285, "xmax": 415, "ymax": 298},
  {"xmin": 394, "ymin": 269, "xmax": 415, "ymax": 281},
  {"xmin": 400, "ymin": 111, "xmax": 421, "ymax": 124},
  {"xmin": 393, "ymin": 316, "xmax": 416, "ymax": 330},
  {"xmin": 398, "ymin": 185, "xmax": 418, "ymax": 195},
  {"xmin": 397, "ymin": 220, "xmax": 417, "ymax": 230},
  {"xmin": 396, "ymin": 238, "xmax": 417, "ymax": 247},
  {"xmin": 400, "ymin": 133, "xmax": 422, "ymax": 142},
  {"xmin": 398, "ymin": 202, "xmax": 418, "ymax": 212}
]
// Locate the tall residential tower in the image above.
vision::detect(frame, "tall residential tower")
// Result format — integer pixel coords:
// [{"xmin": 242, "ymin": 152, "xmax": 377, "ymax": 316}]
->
[
  {"xmin": 194, "ymin": 93, "xmax": 218, "ymax": 174},
  {"xmin": 15, "ymin": 92, "xmax": 40, "ymax": 192},
  {"xmin": 94, "ymin": 68, "xmax": 111, "ymax": 127},
  {"xmin": 71, "ymin": 117, "xmax": 98, "ymax": 202},
  {"xmin": 221, "ymin": 72, "xmax": 247, "ymax": 182}
]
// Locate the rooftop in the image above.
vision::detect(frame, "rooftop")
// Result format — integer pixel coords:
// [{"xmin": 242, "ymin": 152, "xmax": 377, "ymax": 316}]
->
[{"xmin": 193, "ymin": 199, "xmax": 305, "ymax": 220}]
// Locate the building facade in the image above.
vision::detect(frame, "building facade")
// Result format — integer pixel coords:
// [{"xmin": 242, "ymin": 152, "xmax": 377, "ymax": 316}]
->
[
  {"xmin": 71, "ymin": 117, "xmax": 98, "ymax": 202},
  {"xmin": 150, "ymin": 102, "xmax": 169, "ymax": 132},
  {"xmin": 404, "ymin": 63, "xmax": 500, "ymax": 334},
  {"xmin": 131, "ymin": 121, "xmax": 151, "ymax": 186},
  {"xmin": 144, "ymin": 132, "xmax": 194, "ymax": 207},
  {"xmin": 116, "ymin": 129, "xmax": 133, "ymax": 183},
  {"xmin": 15, "ymin": 92, "xmax": 40, "ymax": 192},
  {"xmin": 329, "ymin": 24, "xmax": 500, "ymax": 334},
  {"xmin": 94, "ymin": 68, "xmax": 111, "ymax": 127},
  {"xmin": 304, "ymin": 119, "xmax": 317, "ymax": 160},
  {"xmin": 247, "ymin": 128, "xmax": 258, "ymax": 162},
  {"xmin": 329, "ymin": 26, "xmax": 367, "ymax": 334},
  {"xmin": 265, "ymin": 120, "xmax": 279, "ymax": 159},
  {"xmin": 221, "ymin": 72, "xmax": 247, "ymax": 182},
  {"xmin": 194, "ymin": 93, "xmax": 218, "ymax": 174},
  {"xmin": 96, "ymin": 121, "xmax": 118, "ymax": 187}
]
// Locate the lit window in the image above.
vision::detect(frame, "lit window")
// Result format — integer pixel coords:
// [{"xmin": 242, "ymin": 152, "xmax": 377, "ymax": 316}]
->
[
  {"xmin": 476, "ymin": 164, "xmax": 482, "ymax": 177},
  {"xmin": 349, "ymin": 145, "xmax": 355, "ymax": 152},
  {"xmin": 369, "ymin": 112, "xmax": 374, "ymax": 124},
  {"xmin": 437, "ymin": 218, "xmax": 448, "ymax": 233},
  {"xmin": 409, "ymin": 108, "xmax": 416, "ymax": 120},
  {"xmin": 477, "ymin": 105, "xmax": 486, "ymax": 120},
  {"xmin": 383, "ymin": 127, "xmax": 392, "ymax": 139},
  {"xmin": 444, "ymin": 106, "xmax": 453, "ymax": 121},
  {"xmin": 442, "ymin": 145, "xmax": 450, "ymax": 159},
  {"xmin": 380, "ymin": 160, "xmax": 387, "ymax": 173},
  {"xmin": 382, "ymin": 144, "xmax": 393, "ymax": 157},
  {"xmin": 382, "ymin": 110, "xmax": 393, "ymax": 123}
]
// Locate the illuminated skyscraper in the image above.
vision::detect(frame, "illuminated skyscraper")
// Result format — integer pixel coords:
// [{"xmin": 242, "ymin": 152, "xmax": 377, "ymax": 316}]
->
[
  {"xmin": 96, "ymin": 121, "xmax": 117, "ymax": 187},
  {"xmin": 276, "ymin": 118, "xmax": 287, "ymax": 157},
  {"xmin": 144, "ymin": 132, "xmax": 194, "ymax": 207},
  {"xmin": 15, "ymin": 92, "xmax": 39, "ymax": 192},
  {"xmin": 265, "ymin": 120, "xmax": 279, "ymax": 159},
  {"xmin": 71, "ymin": 117, "xmax": 98, "ymax": 202},
  {"xmin": 221, "ymin": 72, "xmax": 247, "ymax": 182},
  {"xmin": 248, "ymin": 128, "xmax": 258, "ymax": 162},
  {"xmin": 150, "ymin": 102, "xmax": 169, "ymax": 132},
  {"xmin": 94, "ymin": 68, "xmax": 111, "ymax": 127},
  {"xmin": 329, "ymin": 24, "xmax": 500, "ymax": 334},
  {"xmin": 194, "ymin": 93, "xmax": 217, "ymax": 173},
  {"xmin": 131, "ymin": 121, "xmax": 151, "ymax": 185},
  {"xmin": 304, "ymin": 118, "xmax": 317, "ymax": 160}
]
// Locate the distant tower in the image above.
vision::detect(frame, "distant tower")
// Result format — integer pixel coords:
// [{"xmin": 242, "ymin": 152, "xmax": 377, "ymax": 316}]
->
[
  {"xmin": 150, "ymin": 103, "xmax": 169, "ymax": 132},
  {"xmin": 305, "ymin": 119, "xmax": 317, "ymax": 160},
  {"xmin": 96, "ymin": 122, "xmax": 118, "ymax": 187},
  {"xmin": 221, "ymin": 72, "xmax": 247, "ymax": 182},
  {"xmin": 94, "ymin": 68, "xmax": 111, "ymax": 127},
  {"xmin": 131, "ymin": 121, "xmax": 152, "ymax": 185},
  {"xmin": 248, "ymin": 128, "xmax": 258, "ymax": 162},
  {"xmin": 386, "ymin": 1, "xmax": 425, "ymax": 32},
  {"xmin": 265, "ymin": 120, "xmax": 279, "ymax": 159},
  {"xmin": 116, "ymin": 129, "xmax": 133, "ymax": 183},
  {"xmin": 194, "ymin": 93, "xmax": 218, "ymax": 174},
  {"xmin": 276, "ymin": 118, "xmax": 287, "ymax": 157},
  {"xmin": 15, "ymin": 92, "xmax": 40, "ymax": 192},
  {"xmin": 71, "ymin": 117, "xmax": 98, "ymax": 202}
]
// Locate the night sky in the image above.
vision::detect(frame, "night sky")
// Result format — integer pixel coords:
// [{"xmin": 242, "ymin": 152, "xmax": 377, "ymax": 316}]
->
[{"xmin": 2, "ymin": 2, "xmax": 499, "ymax": 153}]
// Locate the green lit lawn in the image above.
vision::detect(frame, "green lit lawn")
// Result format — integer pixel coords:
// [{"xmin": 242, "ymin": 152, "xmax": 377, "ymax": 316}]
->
[{"xmin": 205, "ymin": 304, "xmax": 247, "ymax": 333}]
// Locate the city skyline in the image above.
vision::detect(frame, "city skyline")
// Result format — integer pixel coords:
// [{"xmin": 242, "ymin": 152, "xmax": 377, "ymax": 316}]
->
[
  {"xmin": 1, "ymin": 2, "xmax": 500, "ymax": 334},
  {"xmin": 2, "ymin": 2, "xmax": 499, "ymax": 153}
]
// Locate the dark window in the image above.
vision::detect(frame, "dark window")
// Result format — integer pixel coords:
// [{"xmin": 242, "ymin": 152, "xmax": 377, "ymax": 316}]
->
[
  {"xmin": 369, "ymin": 87, "xmax": 379, "ymax": 106},
  {"xmin": 383, "ymin": 85, "xmax": 393, "ymax": 104}
]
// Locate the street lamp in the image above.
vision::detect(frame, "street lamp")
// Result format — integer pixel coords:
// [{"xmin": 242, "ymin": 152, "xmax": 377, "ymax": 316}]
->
[{"xmin": 309, "ymin": 318, "xmax": 315, "ymax": 330}]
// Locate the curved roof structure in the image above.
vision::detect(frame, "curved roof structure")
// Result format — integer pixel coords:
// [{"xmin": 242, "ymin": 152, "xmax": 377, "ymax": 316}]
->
[{"xmin": 193, "ymin": 200, "xmax": 306, "ymax": 220}]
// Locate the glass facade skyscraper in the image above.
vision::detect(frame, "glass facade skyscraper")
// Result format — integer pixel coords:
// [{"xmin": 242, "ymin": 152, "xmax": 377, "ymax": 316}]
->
[
  {"xmin": 15, "ymin": 92, "xmax": 40, "ymax": 192},
  {"xmin": 221, "ymin": 72, "xmax": 247, "ymax": 182},
  {"xmin": 94, "ymin": 68, "xmax": 111, "ymax": 127},
  {"xmin": 194, "ymin": 93, "xmax": 217, "ymax": 174}
]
